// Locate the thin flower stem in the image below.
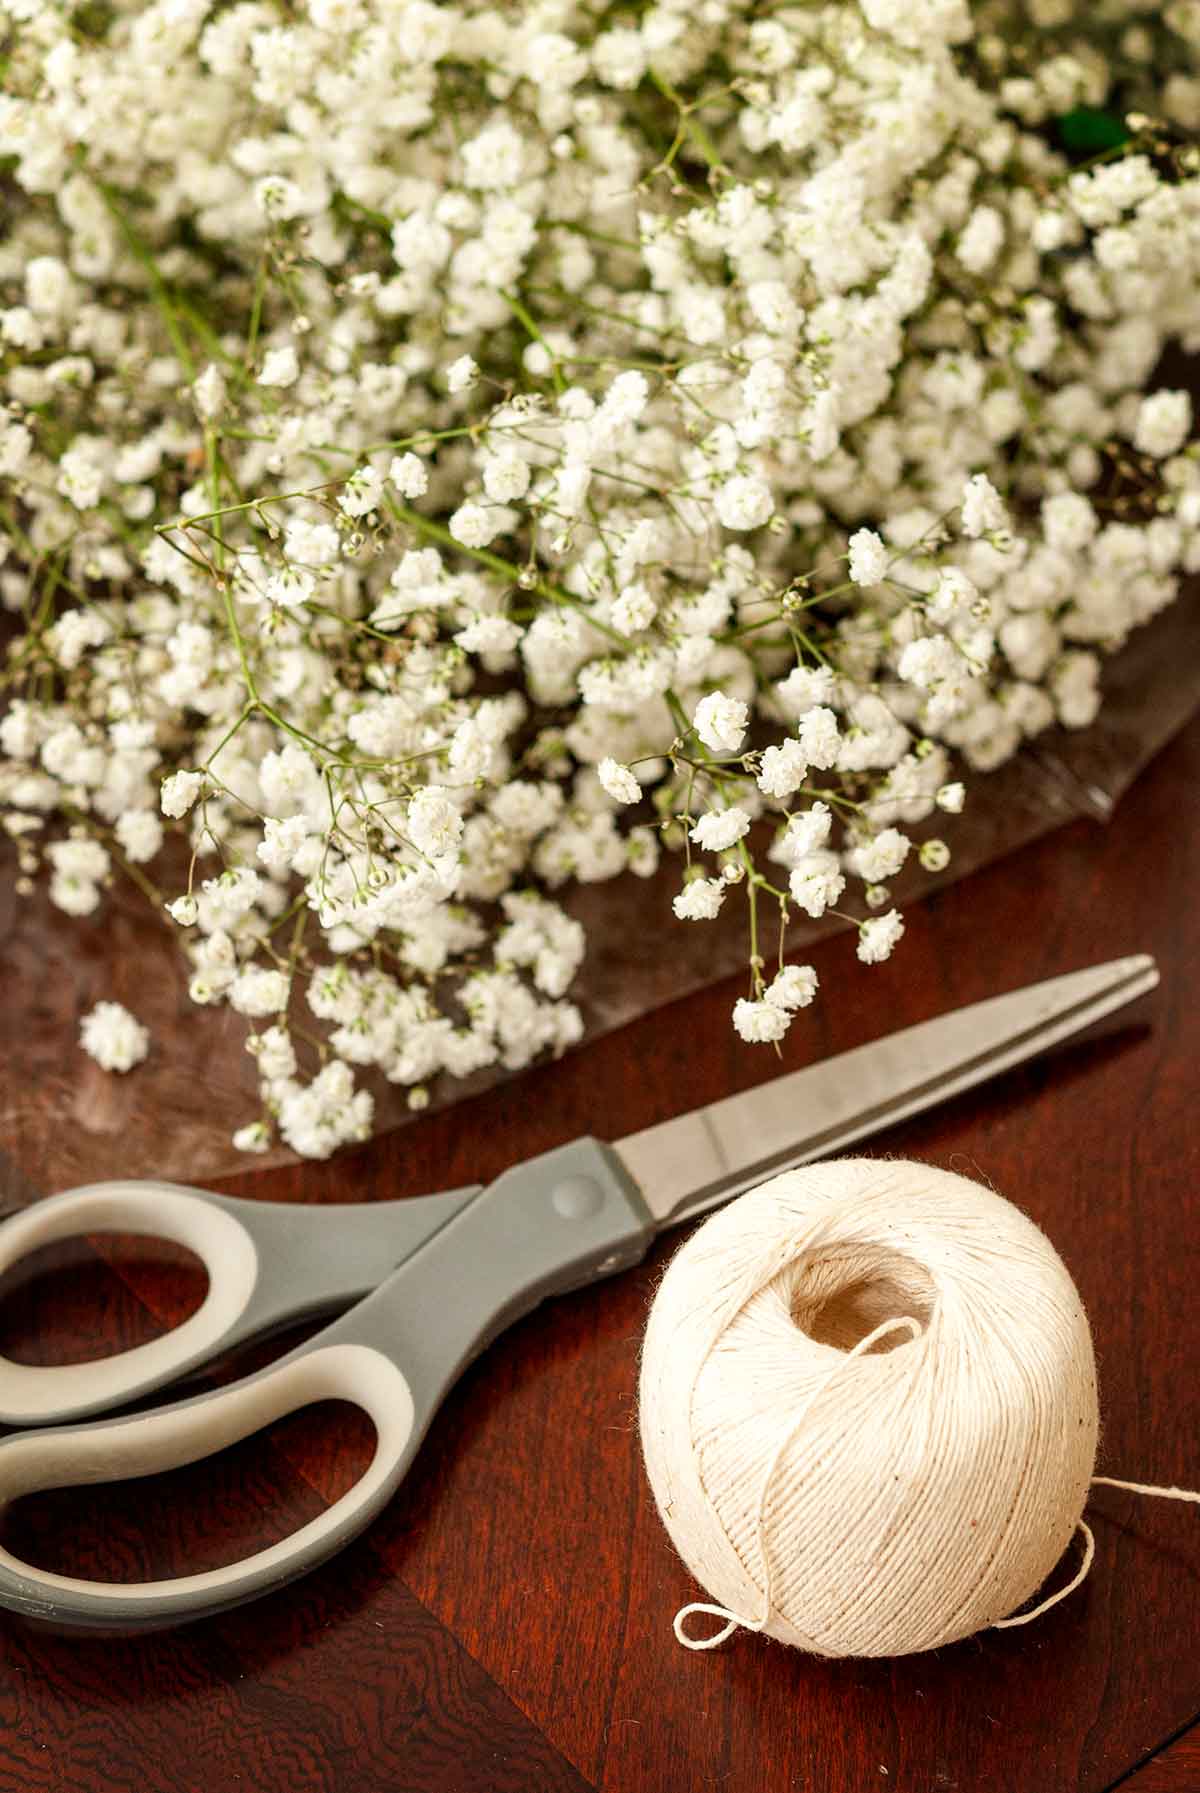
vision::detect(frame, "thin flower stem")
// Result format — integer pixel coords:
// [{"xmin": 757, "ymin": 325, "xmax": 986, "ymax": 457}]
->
[
  {"xmin": 158, "ymin": 484, "xmax": 339, "ymax": 533},
  {"xmin": 499, "ymin": 289, "xmax": 566, "ymax": 395},
  {"xmin": 203, "ymin": 704, "xmax": 257, "ymax": 771},
  {"xmin": 540, "ymin": 218, "xmax": 642, "ymax": 253},
  {"xmin": 737, "ymin": 840, "xmax": 766, "ymax": 996},
  {"xmin": 387, "ymin": 500, "xmax": 629, "ymax": 647},
  {"xmin": 219, "ymin": 573, "xmax": 256, "ymax": 697},
  {"xmin": 647, "ymin": 68, "xmax": 729, "ymax": 177},
  {"xmin": 244, "ymin": 248, "xmax": 270, "ymax": 373},
  {"xmin": 92, "ymin": 176, "xmax": 197, "ymax": 380}
]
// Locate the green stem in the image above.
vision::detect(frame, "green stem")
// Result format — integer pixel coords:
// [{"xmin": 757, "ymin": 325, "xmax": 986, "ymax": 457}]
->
[
  {"xmin": 737, "ymin": 840, "xmax": 764, "ymax": 995},
  {"xmin": 203, "ymin": 703, "xmax": 256, "ymax": 771},
  {"xmin": 387, "ymin": 501, "xmax": 628, "ymax": 647},
  {"xmin": 499, "ymin": 289, "xmax": 566, "ymax": 395},
  {"xmin": 92, "ymin": 177, "xmax": 197, "ymax": 379},
  {"xmin": 647, "ymin": 68, "xmax": 728, "ymax": 177},
  {"xmin": 158, "ymin": 484, "xmax": 338, "ymax": 533},
  {"xmin": 541, "ymin": 218, "xmax": 642, "ymax": 253},
  {"xmin": 219, "ymin": 578, "xmax": 257, "ymax": 700},
  {"xmin": 245, "ymin": 248, "xmax": 270, "ymax": 372}
]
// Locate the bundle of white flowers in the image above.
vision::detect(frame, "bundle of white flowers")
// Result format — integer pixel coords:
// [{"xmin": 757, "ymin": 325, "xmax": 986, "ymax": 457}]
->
[{"xmin": 1, "ymin": 0, "xmax": 1198, "ymax": 1157}]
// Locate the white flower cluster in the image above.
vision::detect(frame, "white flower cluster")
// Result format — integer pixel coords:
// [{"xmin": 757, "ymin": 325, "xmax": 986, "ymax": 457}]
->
[{"xmin": 2, "ymin": 0, "xmax": 1198, "ymax": 1151}]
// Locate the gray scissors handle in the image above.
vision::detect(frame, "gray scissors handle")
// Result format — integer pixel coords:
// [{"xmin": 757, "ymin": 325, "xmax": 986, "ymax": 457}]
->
[
  {"xmin": 0, "ymin": 1139, "xmax": 655, "ymax": 1630},
  {"xmin": 0, "ymin": 1178, "xmax": 482, "ymax": 1425}
]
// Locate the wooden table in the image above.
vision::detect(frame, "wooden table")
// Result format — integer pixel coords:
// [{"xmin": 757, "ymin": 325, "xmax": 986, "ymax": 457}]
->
[{"xmin": 1, "ymin": 714, "xmax": 1198, "ymax": 1793}]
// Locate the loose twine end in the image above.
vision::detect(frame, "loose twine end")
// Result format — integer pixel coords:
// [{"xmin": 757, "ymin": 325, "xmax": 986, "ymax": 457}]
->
[
  {"xmin": 992, "ymin": 1478, "xmax": 1200, "ymax": 1632},
  {"xmin": 676, "ymin": 1476, "xmax": 1200, "ymax": 1652},
  {"xmin": 674, "ymin": 1601, "xmax": 764, "ymax": 1651},
  {"xmin": 673, "ymin": 1314, "xmax": 924, "ymax": 1651},
  {"xmin": 649, "ymin": 1166, "xmax": 1200, "ymax": 1661}
]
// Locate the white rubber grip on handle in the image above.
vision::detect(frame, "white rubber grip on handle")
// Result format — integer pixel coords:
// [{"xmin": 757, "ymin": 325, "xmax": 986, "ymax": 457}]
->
[
  {"xmin": 0, "ymin": 1341, "xmax": 414, "ymax": 1626},
  {"xmin": 0, "ymin": 1139, "xmax": 656, "ymax": 1629},
  {"xmin": 0, "ymin": 1184, "xmax": 258, "ymax": 1425}
]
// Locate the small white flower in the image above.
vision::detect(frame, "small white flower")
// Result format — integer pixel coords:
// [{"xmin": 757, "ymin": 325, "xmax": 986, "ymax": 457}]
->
[
  {"xmin": 797, "ymin": 706, "xmax": 839, "ymax": 769},
  {"xmin": 50, "ymin": 875, "xmax": 101, "ymax": 916},
  {"xmin": 47, "ymin": 837, "xmax": 109, "ymax": 883},
  {"xmin": 229, "ymin": 967, "xmax": 291, "ymax": 1017},
  {"xmin": 783, "ymin": 802, "xmax": 832, "ymax": 858},
  {"xmin": 715, "ymin": 475, "xmax": 774, "ymax": 532},
  {"xmin": 264, "ymin": 566, "xmax": 316, "ymax": 609},
  {"xmin": 1133, "ymin": 390, "xmax": 1191, "ymax": 459},
  {"xmin": 926, "ymin": 568, "xmax": 978, "ymax": 627},
  {"xmin": 56, "ymin": 447, "xmax": 104, "ymax": 511},
  {"xmin": 233, "ymin": 1121, "xmax": 272, "ymax": 1154},
  {"xmin": 690, "ymin": 806, "xmax": 750, "ymax": 852},
  {"xmin": 255, "ymin": 175, "xmax": 305, "ymax": 219},
  {"xmin": 160, "ymin": 770, "xmax": 207, "ymax": 818},
  {"xmin": 789, "ymin": 851, "xmax": 845, "ymax": 919},
  {"xmin": 757, "ymin": 739, "xmax": 808, "ymax": 799},
  {"xmin": 338, "ymin": 465, "xmax": 383, "ymax": 518},
  {"xmin": 857, "ymin": 908, "xmax": 906, "ymax": 964},
  {"xmin": 248, "ymin": 1025, "xmax": 297, "ymax": 1081},
  {"xmin": 448, "ymin": 717, "xmax": 496, "ymax": 781},
  {"xmin": 956, "ymin": 205, "xmax": 1004, "ymax": 274},
  {"xmin": 80, "ymin": 1001, "xmax": 149, "ymax": 1073},
  {"xmin": 166, "ymin": 894, "xmax": 199, "ymax": 926},
  {"xmin": 482, "ymin": 452, "xmax": 531, "ymax": 503},
  {"xmin": 850, "ymin": 828, "xmax": 910, "ymax": 882},
  {"xmin": 200, "ymin": 867, "xmax": 262, "ymax": 927},
  {"xmin": 765, "ymin": 964, "xmax": 818, "ymax": 1011},
  {"xmin": 776, "ymin": 665, "xmax": 837, "ymax": 718},
  {"xmin": 673, "ymin": 876, "xmax": 726, "ymax": 920},
  {"xmin": 115, "ymin": 811, "xmax": 163, "ymax": 864},
  {"xmin": 258, "ymin": 346, "xmax": 299, "ymax": 387},
  {"xmin": 693, "ymin": 691, "xmax": 748, "ymax": 754},
  {"xmin": 598, "ymin": 757, "xmax": 641, "ymax": 805},
  {"xmin": 627, "ymin": 825, "xmax": 659, "ymax": 878},
  {"xmin": 847, "ymin": 528, "xmax": 889, "ymax": 586},
  {"xmin": 407, "ymin": 786, "xmax": 464, "ymax": 856},
  {"xmin": 732, "ymin": 997, "xmax": 790, "ymax": 1043},
  {"xmin": 611, "ymin": 583, "xmax": 656, "ymax": 635},
  {"xmin": 1042, "ymin": 493, "xmax": 1097, "ymax": 552},
  {"xmin": 455, "ymin": 614, "xmax": 522, "ymax": 655},
  {"xmin": 389, "ymin": 452, "xmax": 428, "ymax": 498},
  {"xmin": 192, "ymin": 363, "xmax": 226, "ymax": 422},
  {"xmin": 960, "ymin": 473, "xmax": 1009, "ymax": 539},
  {"xmin": 446, "ymin": 354, "xmax": 479, "ymax": 393},
  {"xmin": 257, "ymin": 815, "xmax": 314, "ymax": 874},
  {"xmin": 936, "ymin": 782, "xmax": 966, "ymax": 813},
  {"xmin": 449, "ymin": 501, "xmax": 502, "ymax": 548},
  {"xmin": 284, "ymin": 520, "xmax": 340, "ymax": 567},
  {"xmin": 593, "ymin": 25, "xmax": 646, "ymax": 88},
  {"xmin": 0, "ymin": 422, "xmax": 32, "ymax": 477},
  {"xmin": 899, "ymin": 637, "xmax": 967, "ymax": 692},
  {"xmin": 601, "ymin": 370, "xmax": 649, "ymax": 424}
]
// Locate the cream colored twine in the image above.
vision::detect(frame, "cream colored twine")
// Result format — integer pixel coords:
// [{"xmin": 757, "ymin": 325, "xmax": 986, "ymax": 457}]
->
[{"xmin": 638, "ymin": 1159, "xmax": 1198, "ymax": 1657}]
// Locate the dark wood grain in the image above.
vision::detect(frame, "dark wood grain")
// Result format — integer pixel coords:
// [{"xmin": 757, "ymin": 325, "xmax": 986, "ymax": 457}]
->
[
  {"xmin": 2, "ymin": 716, "xmax": 1200, "ymax": 1792},
  {"xmin": 1117, "ymin": 1721, "xmax": 1200, "ymax": 1792}
]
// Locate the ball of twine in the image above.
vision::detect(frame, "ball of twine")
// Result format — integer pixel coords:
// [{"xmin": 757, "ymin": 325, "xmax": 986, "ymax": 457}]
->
[{"xmin": 638, "ymin": 1158, "xmax": 1101, "ymax": 1656}]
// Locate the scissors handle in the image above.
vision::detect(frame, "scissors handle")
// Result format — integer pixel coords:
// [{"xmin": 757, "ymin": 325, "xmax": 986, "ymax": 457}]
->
[
  {"xmin": 0, "ymin": 1139, "xmax": 655, "ymax": 1629},
  {"xmin": 0, "ymin": 1178, "xmax": 482, "ymax": 1425}
]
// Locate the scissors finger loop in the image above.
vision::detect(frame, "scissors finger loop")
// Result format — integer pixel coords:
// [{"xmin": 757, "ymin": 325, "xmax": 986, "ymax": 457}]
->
[
  {"xmin": 0, "ymin": 1183, "xmax": 259, "ymax": 1426},
  {"xmin": 0, "ymin": 1341, "xmax": 414, "ymax": 1627}
]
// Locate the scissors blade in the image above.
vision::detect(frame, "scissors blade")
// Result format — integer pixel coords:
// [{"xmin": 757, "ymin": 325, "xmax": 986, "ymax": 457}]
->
[{"xmin": 612, "ymin": 953, "xmax": 1158, "ymax": 1230}]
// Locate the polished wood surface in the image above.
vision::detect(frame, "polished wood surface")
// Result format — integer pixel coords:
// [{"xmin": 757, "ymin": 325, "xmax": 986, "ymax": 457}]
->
[{"xmin": 1, "ymin": 715, "xmax": 1199, "ymax": 1793}]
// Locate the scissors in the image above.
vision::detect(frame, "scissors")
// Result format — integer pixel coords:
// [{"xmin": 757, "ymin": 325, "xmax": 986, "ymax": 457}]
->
[{"xmin": 0, "ymin": 954, "xmax": 1157, "ymax": 1632}]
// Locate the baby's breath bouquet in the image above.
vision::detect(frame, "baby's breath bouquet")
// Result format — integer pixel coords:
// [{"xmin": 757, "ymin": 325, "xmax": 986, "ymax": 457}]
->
[{"xmin": 1, "ymin": 0, "xmax": 1198, "ymax": 1158}]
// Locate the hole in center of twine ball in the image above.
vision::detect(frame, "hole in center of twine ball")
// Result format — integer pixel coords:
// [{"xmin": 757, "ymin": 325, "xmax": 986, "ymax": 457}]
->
[{"xmin": 788, "ymin": 1243, "xmax": 937, "ymax": 1353}]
